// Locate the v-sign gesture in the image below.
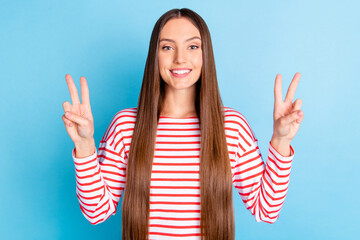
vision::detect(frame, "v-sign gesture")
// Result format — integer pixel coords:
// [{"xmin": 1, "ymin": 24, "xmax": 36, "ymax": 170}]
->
[
  {"xmin": 62, "ymin": 74, "xmax": 96, "ymax": 157},
  {"xmin": 270, "ymin": 72, "xmax": 304, "ymax": 156}
]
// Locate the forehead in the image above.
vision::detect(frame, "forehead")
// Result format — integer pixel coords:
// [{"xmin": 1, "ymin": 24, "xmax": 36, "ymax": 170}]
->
[{"xmin": 160, "ymin": 17, "xmax": 201, "ymax": 40}]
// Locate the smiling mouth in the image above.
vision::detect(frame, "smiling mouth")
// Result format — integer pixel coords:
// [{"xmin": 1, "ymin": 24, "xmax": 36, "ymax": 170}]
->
[{"xmin": 170, "ymin": 69, "xmax": 192, "ymax": 78}]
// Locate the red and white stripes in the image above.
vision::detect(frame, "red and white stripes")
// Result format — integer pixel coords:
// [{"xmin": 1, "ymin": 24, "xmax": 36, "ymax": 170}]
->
[{"xmin": 72, "ymin": 106, "xmax": 294, "ymax": 239}]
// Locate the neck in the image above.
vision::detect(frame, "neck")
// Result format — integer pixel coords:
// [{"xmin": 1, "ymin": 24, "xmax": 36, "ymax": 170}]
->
[{"xmin": 160, "ymin": 85, "xmax": 197, "ymax": 118}]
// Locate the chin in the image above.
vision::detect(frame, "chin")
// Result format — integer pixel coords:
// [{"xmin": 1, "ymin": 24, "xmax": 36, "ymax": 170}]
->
[{"xmin": 167, "ymin": 80, "xmax": 198, "ymax": 90}]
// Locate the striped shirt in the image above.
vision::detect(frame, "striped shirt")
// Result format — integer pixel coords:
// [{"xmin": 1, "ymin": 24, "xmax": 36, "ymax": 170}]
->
[{"xmin": 72, "ymin": 106, "xmax": 294, "ymax": 239}]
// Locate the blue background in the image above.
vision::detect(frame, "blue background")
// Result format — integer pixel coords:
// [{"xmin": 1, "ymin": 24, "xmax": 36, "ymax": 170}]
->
[{"xmin": 1, "ymin": 0, "xmax": 359, "ymax": 239}]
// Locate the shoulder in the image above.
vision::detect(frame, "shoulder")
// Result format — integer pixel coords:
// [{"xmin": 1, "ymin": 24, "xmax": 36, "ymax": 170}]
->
[
  {"xmin": 102, "ymin": 107, "xmax": 137, "ymax": 140},
  {"xmin": 112, "ymin": 107, "xmax": 137, "ymax": 123},
  {"xmin": 223, "ymin": 106, "xmax": 256, "ymax": 142},
  {"xmin": 223, "ymin": 106, "xmax": 251, "ymax": 129}
]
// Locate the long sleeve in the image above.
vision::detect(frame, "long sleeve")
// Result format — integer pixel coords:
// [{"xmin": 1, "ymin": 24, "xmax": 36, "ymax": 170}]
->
[
  {"xmin": 72, "ymin": 116, "xmax": 128, "ymax": 225},
  {"xmin": 231, "ymin": 116, "xmax": 294, "ymax": 224}
]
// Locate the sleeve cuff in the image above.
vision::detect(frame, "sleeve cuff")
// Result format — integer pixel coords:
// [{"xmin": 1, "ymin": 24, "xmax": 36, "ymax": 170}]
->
[
  {"xmin": 269, "ymin": 141, "xmax": 294, "ymax": 162},
  {"xmin": 72, "ymin": 147, "xmax": 98, "ymax": 165}
]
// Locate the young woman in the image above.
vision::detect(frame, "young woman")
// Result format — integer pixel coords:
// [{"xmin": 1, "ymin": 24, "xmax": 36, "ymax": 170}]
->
[{"xmin": 62, "ymin": 8, "xmax": 303, "ymax": 240}]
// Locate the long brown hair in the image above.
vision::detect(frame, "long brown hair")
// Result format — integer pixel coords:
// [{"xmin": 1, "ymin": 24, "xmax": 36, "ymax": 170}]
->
[{"xmin": 122, "ymin": 8, "xmax": 234, "ymax": 240}]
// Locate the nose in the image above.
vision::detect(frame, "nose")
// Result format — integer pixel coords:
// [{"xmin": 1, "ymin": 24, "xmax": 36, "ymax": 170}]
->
[{"xmin": 174, "ymin": 48, "xmax": 186, "ymax": 64}]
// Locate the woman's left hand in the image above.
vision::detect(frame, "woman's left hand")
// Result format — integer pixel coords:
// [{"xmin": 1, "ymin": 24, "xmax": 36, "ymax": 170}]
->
[{"xmin": 271, "ymin": 72, "xmax": 304, "ymax": 155}]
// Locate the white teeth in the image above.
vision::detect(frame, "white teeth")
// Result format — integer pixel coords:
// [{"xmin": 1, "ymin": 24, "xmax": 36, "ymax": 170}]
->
[{"xmin": 171, "ymin": 70, "xmax": 190, "ymax": 74}]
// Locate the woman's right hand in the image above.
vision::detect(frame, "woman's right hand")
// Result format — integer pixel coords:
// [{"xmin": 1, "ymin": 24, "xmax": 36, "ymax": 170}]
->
[{"xmin": 62, "ymin": 74, "xmax": 95, "ymax": 149}]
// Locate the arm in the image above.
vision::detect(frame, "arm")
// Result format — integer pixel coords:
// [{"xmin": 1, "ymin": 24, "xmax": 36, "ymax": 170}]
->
[
  {"xmin": 61, "ymin": 74, "xmax": 128, "ymax": 224},
  {"xmin": 72, "ymin": 118, "xmax": 127, "ymax": 225},
  {"xmin": 233, "ymin": 72, "xmax": 303, "ymax": 223},
  {"xmin": 232, "ymin": 138, "xmax": 293, "ymax": 223}
]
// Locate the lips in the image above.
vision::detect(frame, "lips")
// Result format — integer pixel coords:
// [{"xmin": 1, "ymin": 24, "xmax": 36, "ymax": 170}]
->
[{"xmin": 170, "ymin": 68, "xmax": 192, "ymax": 78}]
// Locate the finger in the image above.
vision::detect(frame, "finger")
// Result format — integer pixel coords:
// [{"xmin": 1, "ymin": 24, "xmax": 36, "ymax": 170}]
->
[
  {"xmin": 80, "ymin": 76, "xmax": 90, "ymax": 105},
  {"xmin": 292, "ymin": 99, "xmax": 303, "ymax": 111},
  {"xmin": 64, "ymin": 111, "xmax": 89, "ymax": 126},
  {"xmin": 274, "ymin": 74, "xmax": 282, "ymax": 104},
  {"xmin": 62, "ymin": 114, "xmax": 74, "ymax": 127},
  {"xmin": 62, "ymin": 114, "xmax": 80, "ymax": 142},
  {"xmin": 280, "ymin": 110, "xmax": 303, "ymax": 126},
  {"xmin": 63, "ymin": 101, "xmax": 72, "ymax": 113},
  {"xmin": 65, "ymin": 74, "xmax": 81, "ymax": 105},
  {"xmin": 285, "ymin": 72, "xmax": 301, "ymax": 103},
  {"xmin": 296, "ymin": 112, "xmax": 304, "ymax": 124}
]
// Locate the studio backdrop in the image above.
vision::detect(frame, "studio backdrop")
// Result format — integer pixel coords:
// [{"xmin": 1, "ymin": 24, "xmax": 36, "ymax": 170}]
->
[{"xmin": 1, "ymin": 0, "xmax": 359, "ymax": 239}]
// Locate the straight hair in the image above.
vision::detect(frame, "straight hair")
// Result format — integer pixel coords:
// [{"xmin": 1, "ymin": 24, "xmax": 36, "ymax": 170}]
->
[{"xmin": 122, "ymin": 8, "xmax": 235, "ymax": 240}]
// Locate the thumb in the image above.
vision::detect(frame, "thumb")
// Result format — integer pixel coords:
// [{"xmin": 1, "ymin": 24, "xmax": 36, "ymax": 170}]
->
[
  {"xmin": 64, "ymin": 111, "xmax": 90, "ymax": 127},
  {"xmin": 280, "ymin": 110, "xmax": 303, "ymax": 126},
  {"xmin": 62, "ymin": 114, "xmax": 81, "ymax": 143}
]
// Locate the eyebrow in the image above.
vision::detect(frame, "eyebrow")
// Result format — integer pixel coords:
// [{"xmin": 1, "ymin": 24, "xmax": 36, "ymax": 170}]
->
[{"xmin": 159, "ymin": 36, "xmax": 201, "ymax": 43}]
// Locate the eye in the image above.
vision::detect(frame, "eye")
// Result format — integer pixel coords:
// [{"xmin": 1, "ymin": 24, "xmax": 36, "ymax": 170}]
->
[
  {"xmin": 189, "ymin": 45, "xmax": 199, "ymax": 50},
  {"xmin": 162, "ymin": 46, "xmax": 172, "ymax": 50}
]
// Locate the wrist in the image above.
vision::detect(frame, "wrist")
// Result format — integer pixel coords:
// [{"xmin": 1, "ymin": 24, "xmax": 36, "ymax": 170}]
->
[
  {"xmin": 75, "ymin": 137, "xmax": 95, "ymax": 147},
  {"xmin": 271, "ymin": 136, "xmax": 291, "ymax": 145},
  {"xmin": 270, "ymin": 136, "xmax": 292, "ymax": 157},
  {"xmin": 74, "ymin": 138, "xmax": 96, "ymax": 158}
]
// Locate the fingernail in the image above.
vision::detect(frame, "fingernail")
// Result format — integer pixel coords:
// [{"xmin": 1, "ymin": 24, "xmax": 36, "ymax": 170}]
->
[
  {"xmin": 66, "ymin": 112, "xmax": 71, "ymax": 117},
  {"xmin": 298, "ymin": 111, "xmax": 302, "ymax": 116}
]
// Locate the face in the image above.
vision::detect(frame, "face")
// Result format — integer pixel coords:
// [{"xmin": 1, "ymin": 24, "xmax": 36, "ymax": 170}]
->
[{"xmin": 158, "ymin": 17, "xmax": 203, "ymax": 91}]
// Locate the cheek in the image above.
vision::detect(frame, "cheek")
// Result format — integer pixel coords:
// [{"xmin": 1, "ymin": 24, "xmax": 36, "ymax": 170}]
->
[
  {"xmin": 158, "ymin": 54, "xmax": 171, "ymax": 70},
  {"xmin": 193, "ymin": 53, "xmax": 203, "ymax": 69},
  {"xmin": 158, "ymin": 54, "xmax": 167, "ymax": 78},
  {"xmin": 192, "ymin": 55, "xmax": 202, "ymax": 79},
  {"xmin": 158, "ymin": 54, "xmax": 164, "ymax": 69}
]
